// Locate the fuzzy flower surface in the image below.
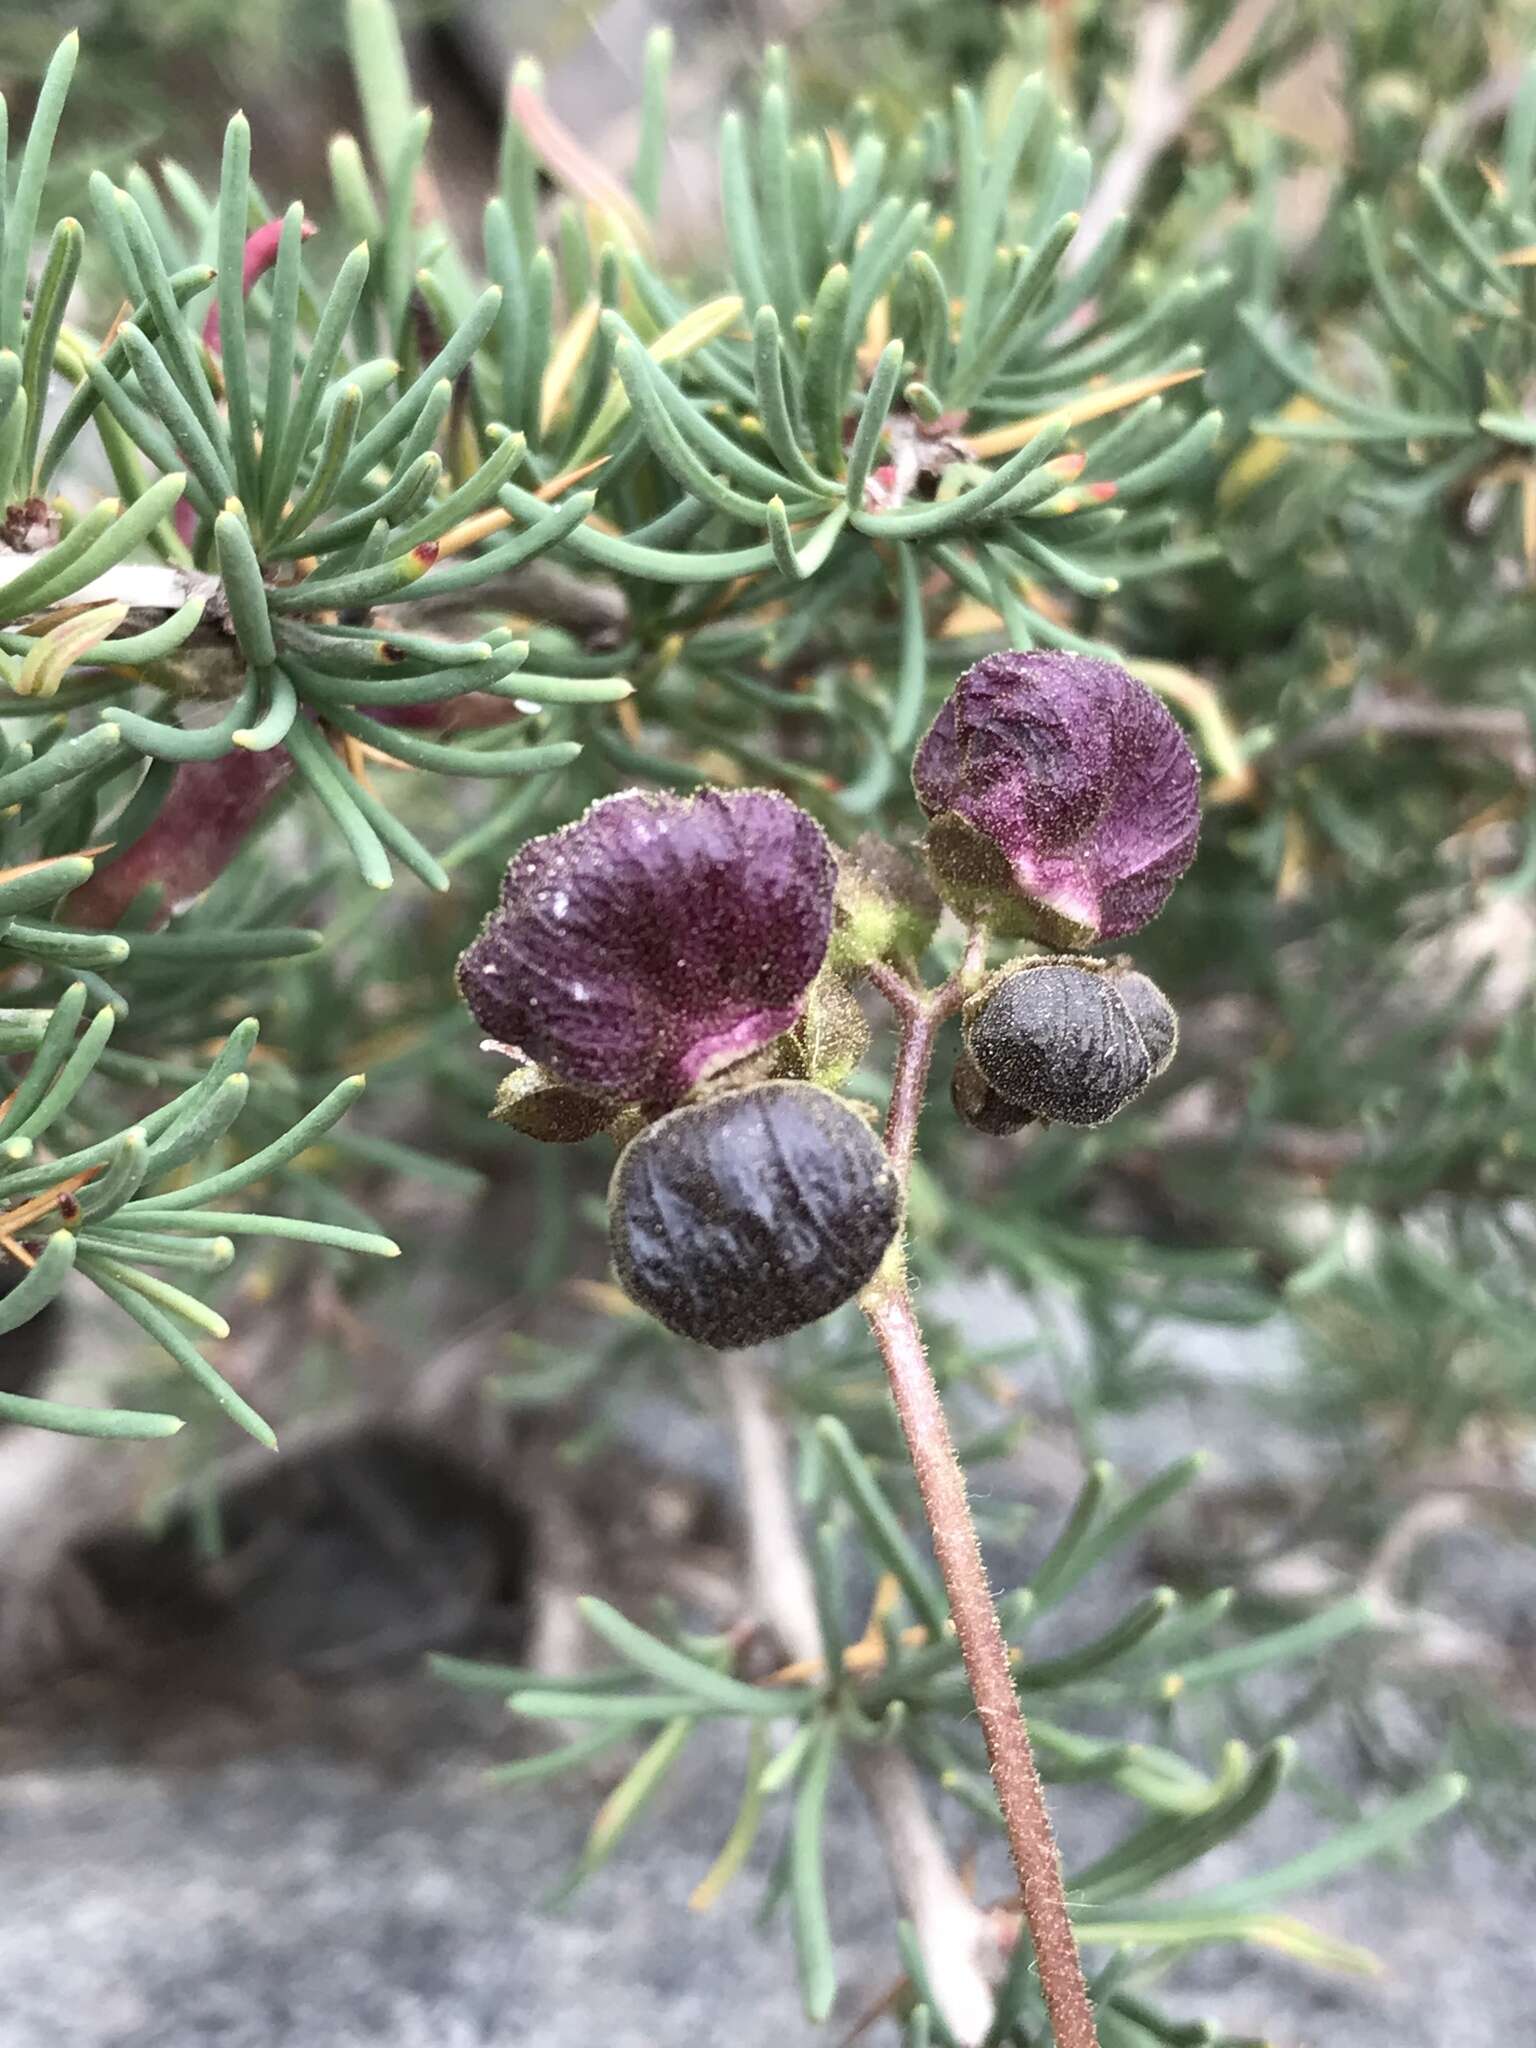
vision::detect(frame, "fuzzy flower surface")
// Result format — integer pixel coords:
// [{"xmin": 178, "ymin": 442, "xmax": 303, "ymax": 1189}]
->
[
  {"xmin": 913, "ymin": 651, "xmax": 1200, "ymax": 947},
  {"xmin": 457, "ymin": 788, "xmax": 837, "ymax": 1105}
]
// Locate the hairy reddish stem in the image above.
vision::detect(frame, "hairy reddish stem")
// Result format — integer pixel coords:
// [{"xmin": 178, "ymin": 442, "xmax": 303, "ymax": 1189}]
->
[{"xmin": 861, "ymin": 944, "xmax": 1100, "ymax": 2048}]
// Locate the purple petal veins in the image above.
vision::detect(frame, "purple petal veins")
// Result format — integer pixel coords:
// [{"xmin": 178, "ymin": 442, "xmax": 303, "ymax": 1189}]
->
[
  {"xmin": 457, "ymin": 788, "xmax": 837, "ymax": 1103},
  {"xmin": 914, "ymin": 650, "xmax": 1200, "ymax": 943}
]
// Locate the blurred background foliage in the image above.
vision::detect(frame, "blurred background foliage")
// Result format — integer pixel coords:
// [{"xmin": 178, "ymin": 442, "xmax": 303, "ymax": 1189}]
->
[{"xmin": 3, "ymin": 0, "xmax": 1536, "ymax": 2023}]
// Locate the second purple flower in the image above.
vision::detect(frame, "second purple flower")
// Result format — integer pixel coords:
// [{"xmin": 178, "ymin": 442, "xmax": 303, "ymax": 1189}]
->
[{"xmin": 913, "ymin": 650, "xmax": 1201, "ymax": 948}]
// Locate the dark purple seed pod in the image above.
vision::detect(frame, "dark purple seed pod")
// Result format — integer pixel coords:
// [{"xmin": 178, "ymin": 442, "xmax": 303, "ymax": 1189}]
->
[
  {"xmin": 609, "ymin": 1081, "xmax": 901, "ymax": 1349},
  {"xmin": 1110, "ymin": 968, "xmax": 1179, "ymax": 1079},
  {"xmin": 950, "ymin": 1051, "xmax": 1035, "ymax": 1135},
  {"xmin": 963, "ymin": 959, "xmax": 1178, "ymax": 1128}
]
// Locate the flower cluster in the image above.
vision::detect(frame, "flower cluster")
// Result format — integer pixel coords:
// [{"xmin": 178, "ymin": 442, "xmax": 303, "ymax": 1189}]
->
[
  {"xmin": 458, "ymin": 650, "xmax": 1199, "ymax": 1347},
  {"xmin": 458, "ymin": 786, "xmax": 898, "ymax": 1346},
  {"xmin": 919, "ymin": 651, "xmax": 1196, "ymax": 1136}
]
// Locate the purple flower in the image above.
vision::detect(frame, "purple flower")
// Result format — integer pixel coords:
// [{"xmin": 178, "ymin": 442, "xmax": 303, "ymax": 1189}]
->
[
  {"xmin": 913, "ymin": 651, "xmax": 1200, "ymax": 947},
  {"xmin": 457, "ymin": 788, "xmax": 837, "ymax": 1105}
]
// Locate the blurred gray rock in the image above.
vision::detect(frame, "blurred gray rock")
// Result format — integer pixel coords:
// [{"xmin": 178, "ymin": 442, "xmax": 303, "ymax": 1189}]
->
[
  {"xmin": 0, "ymin": 1357, "xmax": 1531, "ymax": 2048},
  {"xmin": 0, "ymin": 1686, "xmax": 1530, "ymax": 2048}
]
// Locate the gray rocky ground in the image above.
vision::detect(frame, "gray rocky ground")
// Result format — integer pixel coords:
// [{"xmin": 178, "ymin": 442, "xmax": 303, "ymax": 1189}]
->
[
  {"xmin": 1, "ymin": 1291, "xmax": 1531, "ymax": 2048},
  {"xmin": 0, "ymin": 1708, "xmax": 1527, "ymax": 2048}
]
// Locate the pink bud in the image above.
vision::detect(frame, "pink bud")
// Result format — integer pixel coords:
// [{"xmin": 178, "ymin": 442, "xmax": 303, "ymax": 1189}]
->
[{"xmin": 202, "ymin": 217, "xmax": 318, "ymax": 354}]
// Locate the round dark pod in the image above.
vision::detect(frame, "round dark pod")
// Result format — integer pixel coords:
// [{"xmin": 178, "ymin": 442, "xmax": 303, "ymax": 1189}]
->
[
  {"xmin": 609, "ymin": 1080, "xmax": 901, "ymax": 1349},
  {"xmin": 963, "ymin": 959, "xmax": 1178, "ymax": 1128},
  {"xmin": 950, "ymin": 1050, "xmax": 1034, "ymax": 1136},
  {"xmin": 1111, "ymin": 968, "xmax": 1179, "ymax": 1079}
]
